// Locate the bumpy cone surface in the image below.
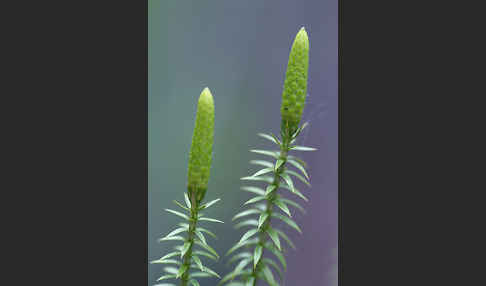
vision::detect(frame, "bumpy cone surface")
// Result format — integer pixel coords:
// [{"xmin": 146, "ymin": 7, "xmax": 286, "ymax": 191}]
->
[
  {"xmin": 187, "ymin": 87, "xmax": 215, "ymax": 194},
  {"xmin": 280, "ymin": 27, "xmax": 309, "ymax": 134}
]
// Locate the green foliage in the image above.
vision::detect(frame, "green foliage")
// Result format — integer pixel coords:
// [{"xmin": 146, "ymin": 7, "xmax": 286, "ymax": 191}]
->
[
  {"xmin": 222, "ymin": 125, "xmax": 316, "ymax": 286},
  {"xmin": 153, "ymin": 26, "xmax": 315, "ymax": 286},
  {"xmin": 153, "ymin": 192, "xmax": 224, "ymax": 286},
  {"xmin": 153, "ymin": 88, "xmax": 222, "ymax": 286},
  {"xmin": 221, "ymin": 28, "xmax": 313, "ymax": 286}
]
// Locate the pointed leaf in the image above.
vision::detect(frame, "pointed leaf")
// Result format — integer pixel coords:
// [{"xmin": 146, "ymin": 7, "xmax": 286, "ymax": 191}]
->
[
  {"xmin": 285, "ymin": 169, "xmax": 311, "ymax": 186},
  {"xmin": 290, "ymin": 145, "xmax": 317, "ymax": 151},
  {"xmin": 196, "ymin": 227, "xmax": 217, "ymax": 239},
  {"xmin": 271, "ymin": 212, "xmax": 302, "ymax": 233},
  {"xmin": 258, "ymin": 133, "xmax": 279, "ymax": 145},
  {"xmin": 240, "ymin": 176, "xmax": 273, "ymax": 183},
  {"xmin": 287, "ymin": 159, "xmax": 309, "ymax": 179},
  {"xmin": 173, "ymin": 200, "xmax": 189, "ymax": 211},
  {"xmin": 180, "ymin": 242, "xmax": 191, "ymax": 258},
  {"xmin": 292, "ymin": 122, "xmax": 309, "ymax": 139},
  {"xmin": 280, "ymin": 197, "xmax": 306, "ymax": 213},
  {"xmin": 238, "ymin": 228, "xmax": 259, "ymax": 244},
  {"xmin": 235, "ymin": 219, "xmax": 259, "ymax": 229},
  {"xmin": 266, "ymin": 227, "xmax": 281, "ymax": 250},
  {"xmin": 270, "ymin": 133, "xmax": 282, "ymax": 145},
  {"xmin": 194, "ymin": 240, "xmax": 219, "ymax": 258},
  {"xmin": 154, "ymin": 251, "xmax": 179, "ymax": 262},
  {"xmin": 274, "ymin": 199, "xmax": 292, "ymax": 217},
  {"xmin": 199, "ymin": 217, "xmax": 224, "ymax": 223},
  {"xmin": 158, "ymin": 235, "xmax": 185, "ymax": 242},
  {"xmin": 287, "ymin": 155, "xmax": 307, "ymax": 168},
  {"xmin": 189, "ymin": 279, "xmax": 200, "ymax": 286},
  {"xmin": 199, "ymin": 198, "xmax": 221, "ymax": 210},
  {"xmin": 253, "ymin": 245, "xmax": 263, "ymax": 269},
  {"xmin": 258, "ymin": 213, "xmax": 269, "ymax": 229},
  {"xmin": 232, "ymin": 209, "xmax": 261, "ymax": 221},
  {"xmin": 279, "ymin": 184, "xmax": 308, "ymax": 202},
  {"xmin": 249, "ymin": 149, "xmax": 279, "ymax": 159},
  {"xmin": 184, "ymin": 193, "xmax": 192, "ymax": 209},
  {"xmin": 280, "ymin": 173, "xmax": 295, "ymax": 193},
  {"xmin": 243, "ymin": 196, "xmax": 266, "ymax": 206},
  {"xmin": 192, "ymin": 255, "xmax": 204, "ymax": 271},
  {"xmin": 150, "ymin": 259, "xmax": 180, "ymax": 265},
  {"xmin": 251, "ymin": 167, "xmax": 274, "ymax": 177},
  {"xmin": 241, "ymin": 186, "xmax": 265, "ymax": 196},
  {"xmin": 157, "ymin": 274, "xmax": 176, "ymax": 281},
  {"xmin": 201, "ymin": 266, "xmax": 221, "ymax": 278},
  {"xmin": 195, "ymin": 230, "xmax": 207, "ymax": 245},
  {"xmin": 165, "ymin": 209, "xmax": 189, "ymax": 220},
  {"xmin": 163, "ymin": 227, "xmax": 187, "ymax": 239},
  {"xmin": 246, "ymin": 277, "xmax": 255, "ymax": 286},
  {"xmin": 250, "ymin": 160, "xmax": 274, "ymax": 168},
  {"xmin": 192, "ymin": 250, "xmax": 217, "ymax": 261}
]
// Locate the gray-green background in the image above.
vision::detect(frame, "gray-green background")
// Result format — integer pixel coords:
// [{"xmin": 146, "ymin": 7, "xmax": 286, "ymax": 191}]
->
[{"xmin": 149, "ymin": 1, "xmax": 337, "ymax": 285}]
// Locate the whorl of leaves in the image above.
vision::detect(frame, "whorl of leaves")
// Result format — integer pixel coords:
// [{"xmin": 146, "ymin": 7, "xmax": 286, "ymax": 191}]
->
[
  {"xmin": 152, "ymin": 88, "xmax": 222, "ymax": 286},
  {"xmin": 221, "ymin": 123, "xmax": 316, "ymax": 286},
  {"xmin": 151, "ymin": 195, "xmax": 223, "ymax": 286}
]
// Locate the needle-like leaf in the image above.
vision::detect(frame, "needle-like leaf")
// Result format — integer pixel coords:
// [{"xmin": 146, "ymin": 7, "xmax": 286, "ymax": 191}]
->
[
  {"xmin": 274, "ymin": 199, "xmax": 292, "ymax": 217},
  {"xmin": 253, "ymin": 245, "xmax": 263, "ymax": 269},
  {"xmin": 199, "ymin": 217, "xmax": 224, "ymax": 223},
  {"xmin": 199, "ymin": 198, "xmax": 221, "ymax": 210},
  {"xmin": 266, "ymin": 227, "xmax": 281, "ymax": 251},
  {"xmin": 165, "ymin": 209, "xmax": 190, "ymax": 220},
  {"xmin": 184, "ymin": 193, "xmax": 192, "ymax": 209},
  {"xmin": 249, "ymin": 160, "xmax": 274, "ymax": 168},
  {"xmin": 249, "ymin": 149, "xmax": 280, "ymax": 159},
  {"xmin": 238, "ymin": 228, "xmax": 259, "ymax": 244},
  {"xmin": 290, "ymin": 145, "xmax": 317, "ymax": 151}
]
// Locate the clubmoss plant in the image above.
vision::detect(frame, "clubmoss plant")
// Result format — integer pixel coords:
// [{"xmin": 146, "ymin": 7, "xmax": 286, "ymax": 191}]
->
[
  {"xmin": 220, "ymin": 27, "xmax": 315, "ymax": 286},
  {"xmin": 151, "ymin": 87, "xmax": 224, "ymax": 286}
]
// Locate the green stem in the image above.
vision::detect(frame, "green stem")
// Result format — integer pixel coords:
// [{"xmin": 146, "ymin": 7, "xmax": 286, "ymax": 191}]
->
[
  {"xmin": 181, "ymin": 191, "xmax": 199, "ymax": 286},
  {"xmin": 251, "ymin": 132, "xmax": 291, "ymax": 285}
]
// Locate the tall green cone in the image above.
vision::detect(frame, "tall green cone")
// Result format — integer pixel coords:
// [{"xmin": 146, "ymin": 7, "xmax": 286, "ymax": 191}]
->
[
  {"xmin": 280, "ymin": 27, "xmax": 309, "ymax": 134},
  {"xmin": 187, "ymin": 87, "xmax": 215, "ymax": 200}
]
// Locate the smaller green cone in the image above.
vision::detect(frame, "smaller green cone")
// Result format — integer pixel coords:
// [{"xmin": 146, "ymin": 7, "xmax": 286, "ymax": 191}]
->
[
  {"xmin": 187, "ymin": 87, "xmax": 215, "ymax": 200},
  {"xmin": 280, "ymin": 27, "xmax": 310, "ymax": 135}
]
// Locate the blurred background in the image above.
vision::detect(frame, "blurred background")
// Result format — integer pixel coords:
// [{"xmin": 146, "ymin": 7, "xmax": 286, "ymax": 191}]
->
[{"xmin": 149, "ymin": 1, "xmax": 337, "ymax": 285}]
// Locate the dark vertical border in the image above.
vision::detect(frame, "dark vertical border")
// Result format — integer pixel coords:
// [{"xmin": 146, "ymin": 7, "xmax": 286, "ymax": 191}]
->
[
  {"xmin": 338, "ymin": 0, "xmax": 462, "ymax": 284},
  {"xmin": 3, "ymin": 1, "xmax": 148, "ymax": 284}
]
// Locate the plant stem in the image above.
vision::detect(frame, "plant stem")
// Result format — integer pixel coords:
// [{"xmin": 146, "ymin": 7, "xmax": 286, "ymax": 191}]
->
[
  {"xmin": 251, "ymin": 133, "xmax": 291, "ymax": 286},
  {"xmin": 181, "ymin": 192, "xmax": 199, "ymax": 286}
]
